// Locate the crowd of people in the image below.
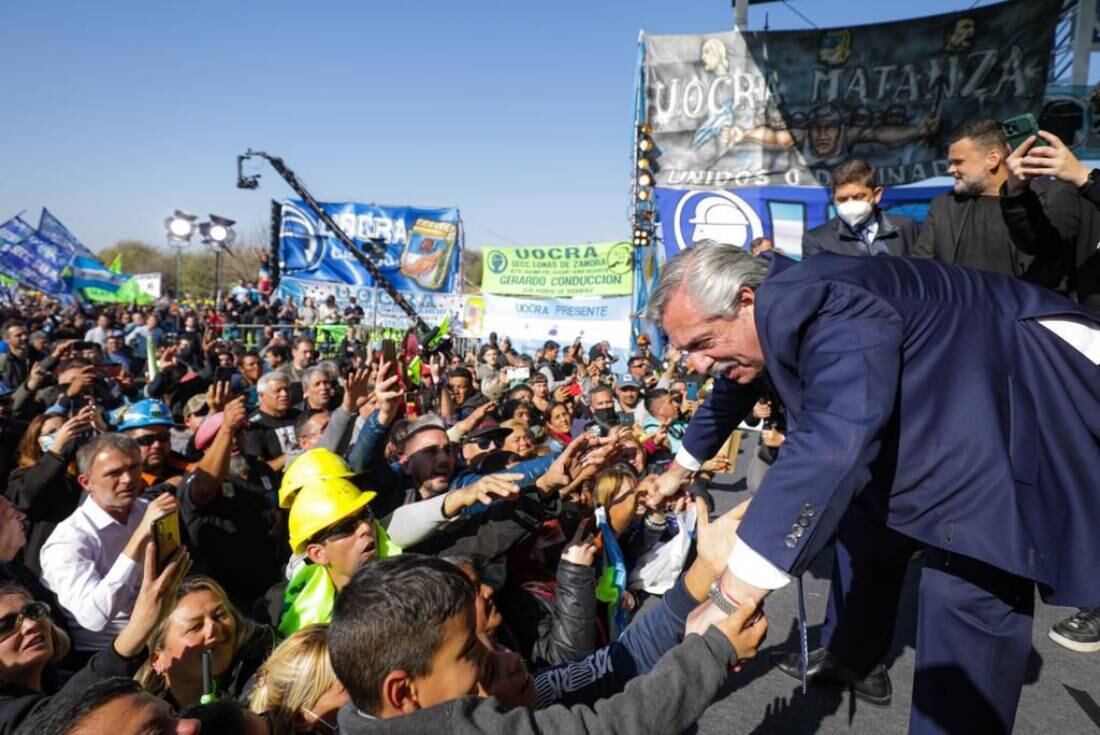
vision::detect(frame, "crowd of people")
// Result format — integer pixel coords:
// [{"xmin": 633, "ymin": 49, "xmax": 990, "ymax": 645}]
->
[
  {"xmin": 0, "ymin": 116, "xmax": 1097, "ymax": 734},
  {"xmin": 0, "ymin": 277, "xmax": 774, "ymax": 734}
]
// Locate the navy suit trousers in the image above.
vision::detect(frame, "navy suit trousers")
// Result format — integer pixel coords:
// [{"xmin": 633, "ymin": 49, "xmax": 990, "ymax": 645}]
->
[{"xmin": 821, "ymin": 503, "xmax": 1034, "ymax": 734}]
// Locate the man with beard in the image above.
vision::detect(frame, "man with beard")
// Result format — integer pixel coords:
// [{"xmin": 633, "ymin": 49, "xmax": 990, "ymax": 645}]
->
[
  {"xmin": 117, "ymin": 398, "xmax": 189, "ymax": 491},
  {"xmin": 913, "ymin": 119, "xmax": 1062, "ymax": 287},
  {"xmin": 180, "ymin": 396, "xmax": 286, "ymax": 612}
]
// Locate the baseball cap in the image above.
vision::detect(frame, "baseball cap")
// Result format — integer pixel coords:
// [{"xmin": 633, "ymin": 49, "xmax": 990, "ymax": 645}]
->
[
  {"xmin": 403, "ymin": 414, "xmax": 448, "ymax": 444},
  {"xmin": 463, "ymin": 423, "xmax": 511, "ymax": 447},
  {"xmin": 194, "ymin": 411, "xmax": 224, "ymax": 451},
  {"xmin": 616, "ymin": 374, "xmax": 641, "ymax": 390},
  {"xmin": 184, "ymin": 394, "xmax": 210, "ymax": 419}
]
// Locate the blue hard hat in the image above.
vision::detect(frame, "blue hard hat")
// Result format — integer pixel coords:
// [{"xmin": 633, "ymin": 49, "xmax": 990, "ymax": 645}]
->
[{"xmin": 116, "ymin": 398, "xmax": 176, "ymax": 431}]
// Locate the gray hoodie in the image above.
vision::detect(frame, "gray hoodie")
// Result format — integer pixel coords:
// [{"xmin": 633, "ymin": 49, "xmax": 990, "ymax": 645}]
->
[{"xmin": 336, "ymin": 626, "xmax": 735, "ymax": 735}]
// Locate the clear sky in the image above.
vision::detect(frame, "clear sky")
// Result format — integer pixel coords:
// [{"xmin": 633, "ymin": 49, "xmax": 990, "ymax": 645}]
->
[{"xmin": 0, "ymin": 0, "xmax": 1071, "ymax": 254}]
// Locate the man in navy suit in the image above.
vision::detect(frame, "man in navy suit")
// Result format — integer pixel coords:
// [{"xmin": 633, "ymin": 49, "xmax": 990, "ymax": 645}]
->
[
  {"xmin": 801, "ymin": 158, "xmax": 920, "ymax": 259},
  {"xmin": 649, "ymin": 242, "xmax": 1100, "ymax": 734}
]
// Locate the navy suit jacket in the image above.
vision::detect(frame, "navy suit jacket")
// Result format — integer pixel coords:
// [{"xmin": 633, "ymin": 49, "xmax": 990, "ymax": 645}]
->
[
  {"xmin": 683, "ymin": 253, "xmax": 1100, "ymax": 605},
  {"xmin": 801, "ymin": 211, "xmax": 919, "ymax": 258}
]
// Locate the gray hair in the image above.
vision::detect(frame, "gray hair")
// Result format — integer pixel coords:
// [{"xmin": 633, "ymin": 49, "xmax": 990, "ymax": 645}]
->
[
  {"xmin": 644, "ymin": 240, "xmax": 769, "ymax": 323},
  {"xmin": 76, "ymin": 433, "xmax": 140, "ymax": 476},
  {"xmin": 301, "ymin": 365, "xmax": 331, "ymax": 387},
  {"xmin": 257, "ymin": 370, "xmax": 290, "ymax": 395}
]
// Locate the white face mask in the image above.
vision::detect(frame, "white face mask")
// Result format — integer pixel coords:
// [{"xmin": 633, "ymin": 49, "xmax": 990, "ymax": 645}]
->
[
  {"xmin": 38, "ymin": 434, "xmax": 56, "ymax": 453},
  {"xmin": 836, "ymin": 200, "xmax": 874, "ymax": 228}
]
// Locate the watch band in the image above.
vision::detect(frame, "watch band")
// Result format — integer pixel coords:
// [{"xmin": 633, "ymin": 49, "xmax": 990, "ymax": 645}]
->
[{"xmin": 708, "ymin": 580, "xmax": 739, "ymax": 615}]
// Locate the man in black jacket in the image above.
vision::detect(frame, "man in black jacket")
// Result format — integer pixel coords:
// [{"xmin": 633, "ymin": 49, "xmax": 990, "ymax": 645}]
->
[
  {"xmin": 913, "ymin": 119, "xmax": 1063, "ymax": 287},
  {"xmin": 801, "ymin": 159, "xmax": 919, "ymax": 259},
  {"xmin": 1001, "ymin": 129, "xmax": 1100, "ymax": 314}
]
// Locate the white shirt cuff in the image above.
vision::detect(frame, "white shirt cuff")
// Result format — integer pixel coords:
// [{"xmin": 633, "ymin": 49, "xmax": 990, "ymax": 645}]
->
[
  {"xmin": 674, "ymin": 446, "xmax": 702, "ymax": 472},
  {"xmin": 727, "ymin": 537, "xmax": 792, "ymax": 590},
  {"xmin": 1036, "ymin": 317, "xmax": 1100, "ymax": 365}
]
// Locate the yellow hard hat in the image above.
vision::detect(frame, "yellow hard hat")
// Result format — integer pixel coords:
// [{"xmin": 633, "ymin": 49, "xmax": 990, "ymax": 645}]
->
[
  {"xmin": 288, "ymin": 477, "xmax": 378, "ymax": 555},
  {"xmin": 280, "ymin": 448, "xmax": 357, "ymax": 509}
]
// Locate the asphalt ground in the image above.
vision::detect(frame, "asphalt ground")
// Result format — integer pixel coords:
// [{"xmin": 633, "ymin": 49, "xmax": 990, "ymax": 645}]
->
[{"xmin": 684, "ymin": 433, "xmax": 1100, "ymax": 734}]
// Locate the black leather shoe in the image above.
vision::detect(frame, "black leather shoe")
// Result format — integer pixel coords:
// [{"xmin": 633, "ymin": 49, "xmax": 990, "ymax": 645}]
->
[{"xmin": 771, "ymin": 647, "xmax": 892, "ymax": 706}]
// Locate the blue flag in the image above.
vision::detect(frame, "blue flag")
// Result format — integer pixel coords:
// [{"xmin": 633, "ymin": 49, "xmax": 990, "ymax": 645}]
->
[
  {"xmin": 0, "ymin": 217, "xmax": 67, "ymax": 294},
  {"xmin": 38, "ymin": 209, "xmax": 94, "ymax": 258},
  {"xmin": 65, "ymin": 254, "xmax": 128, "ymax": 293}
]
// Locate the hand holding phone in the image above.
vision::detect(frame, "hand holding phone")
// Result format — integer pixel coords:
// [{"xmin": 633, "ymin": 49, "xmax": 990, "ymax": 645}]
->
[{"xmin": 152, "ymin": 510, "xmax": 181, "ymax": 573}]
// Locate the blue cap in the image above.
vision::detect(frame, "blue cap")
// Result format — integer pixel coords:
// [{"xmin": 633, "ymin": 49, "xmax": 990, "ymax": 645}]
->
[
  {"xmin": 616, "ymin": 374, "xmax": 641, "ymax": 389},
  {"xmin": 116, "ymin": 398, "xmax": 175, "ymax": 431}
]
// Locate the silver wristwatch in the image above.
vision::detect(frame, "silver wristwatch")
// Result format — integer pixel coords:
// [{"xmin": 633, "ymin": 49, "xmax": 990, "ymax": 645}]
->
[{"xmin": 708, "ymin": 580, "xmax": 739, "ymax": 615}]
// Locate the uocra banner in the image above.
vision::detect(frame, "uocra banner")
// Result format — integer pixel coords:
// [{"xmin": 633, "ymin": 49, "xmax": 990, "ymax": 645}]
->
[
  {"xmin": 278, "ymin": 200, "xmax": 462, "ymax": 294},
  {"xmin": 643, "ymin": 0, "xmax": 1060, "ymax": 188},
  {"xmin": 481, "ymin": 242, "xmax": 634, "ymax": 298}
]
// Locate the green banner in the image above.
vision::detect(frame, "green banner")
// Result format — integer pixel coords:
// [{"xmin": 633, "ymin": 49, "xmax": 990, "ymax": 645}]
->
[{"xmin": 481, "ymin": 242, "xmax": 635, "ymax": 297}]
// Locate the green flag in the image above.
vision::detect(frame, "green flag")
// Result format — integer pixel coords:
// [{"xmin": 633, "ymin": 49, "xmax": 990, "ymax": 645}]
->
[{"xmin": 108, "ymin": 254, "xmax": 123, "ymax": 274}]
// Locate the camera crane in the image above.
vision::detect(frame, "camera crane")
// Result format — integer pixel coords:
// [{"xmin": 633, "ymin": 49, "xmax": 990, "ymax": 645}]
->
[{"xmin": 236, "ymin": 149, "xmax": 451, "ymax": 360}]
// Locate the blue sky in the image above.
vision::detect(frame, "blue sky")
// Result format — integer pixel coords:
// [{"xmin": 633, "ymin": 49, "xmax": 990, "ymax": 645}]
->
[{"xmin": 0, "ymin": 0, "xmax": 1075, "ymax": 254}]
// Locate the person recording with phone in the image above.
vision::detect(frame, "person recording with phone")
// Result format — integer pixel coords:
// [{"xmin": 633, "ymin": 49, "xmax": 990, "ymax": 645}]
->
[
  {"xmin": 912, "ymin": 119, "xmax": 1063, "ymax": 287},
  {"xmin": 38, "ymin": 434, "xmax": 179, "ymax": 664},
  {"xmin": 1001, "ymin": 126, "xmax": 1100, "ymax": 313}
]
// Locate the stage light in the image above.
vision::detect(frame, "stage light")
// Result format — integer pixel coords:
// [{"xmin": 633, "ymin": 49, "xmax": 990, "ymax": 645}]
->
[
  {"xmin": 165, "ymin": 210, "xmax": 197, "ymax": 241},
  {"xmin": 639, "ymin": 138, "xmax": 653, "ymax": 152},
  {"xmin": 638, "ymin": 158, "xmax": 651, "ymax": 170},
  {"xmin": 637, "ymin": 189, "xmax": 650, "ymax": 201},
  {"xmin": 638, "ymin": 172, "xmax": 653, "ymax": 187}
]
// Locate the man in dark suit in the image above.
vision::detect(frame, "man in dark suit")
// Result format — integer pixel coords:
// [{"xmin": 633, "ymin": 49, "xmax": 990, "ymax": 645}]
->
[
  {"xmin": 801, "ymin": 159, "xmax": 919, "ymax": 258},
  {"xmin": 648, "ymin": 242, "xmax": 1100, "ymax": 733},
  {"xmin": 913, "ymin": 118, "xmax": 1063, "ymax": 288}
]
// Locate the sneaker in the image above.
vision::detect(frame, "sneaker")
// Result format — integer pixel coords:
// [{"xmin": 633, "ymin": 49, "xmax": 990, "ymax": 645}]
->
[{"xmin": 1048, "ymin": 607, "xmax": 1100, "ymax": 653}]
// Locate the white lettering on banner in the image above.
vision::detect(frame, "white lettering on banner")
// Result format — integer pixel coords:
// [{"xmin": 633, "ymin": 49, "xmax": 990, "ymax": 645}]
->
[{"xmin": 318, "ymin": 214, "xmax": 408, "ymax": 246}]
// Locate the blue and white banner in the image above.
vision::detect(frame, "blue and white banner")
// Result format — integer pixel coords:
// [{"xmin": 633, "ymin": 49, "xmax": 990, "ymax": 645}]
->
[
  {"xmin": 480, "ymin": 293, "xmax": 634, "ymax": 361},
  {"xmin": 655, "ymin": 184, "xmax": 948, "ymax": 260},
  {"xmin": 38, "ymin": 209, "xmax": 94, "ymax": 258},
  {"xmin": 279, "ymin": 200, "xmax": 462, "ymax": 294},
  {"xmin": 277, "ymin": 276, "xmax": 463, "ymax": 331},
  {"xmin": 0, "ymin": 217, "xmax": 67, "ymax": 294},
  {"xmin": 65, "ymin": 254, "xmax": 128, "ymax": 293}
]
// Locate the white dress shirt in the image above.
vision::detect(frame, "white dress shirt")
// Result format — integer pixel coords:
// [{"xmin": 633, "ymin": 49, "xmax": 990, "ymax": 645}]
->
[
  {"xmin": 675, "ymin": 317, "xmax": 1100, "ymax": 592},
  {"xmin": 39, "ymin": 496, "xmax": 148, "ymax": 651}
]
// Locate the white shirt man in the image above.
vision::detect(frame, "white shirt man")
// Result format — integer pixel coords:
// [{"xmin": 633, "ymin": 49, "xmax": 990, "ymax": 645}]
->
[{"xmin": 39, "ymin": 433, "xmax": 177, "ymax": 653}]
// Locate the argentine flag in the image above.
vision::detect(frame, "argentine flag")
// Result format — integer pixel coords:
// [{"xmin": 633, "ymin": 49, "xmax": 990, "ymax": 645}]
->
[{"xmin": 65, "ymin": 254, "xmax": 128, "ymax": 292}]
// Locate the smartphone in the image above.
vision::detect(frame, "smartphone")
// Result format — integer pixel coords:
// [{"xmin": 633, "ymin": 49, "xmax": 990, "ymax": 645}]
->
[
  {"xmin": 567, "ymin": 382, "xmax": 583, "ymax": 397},
  {"xmin": 381, "ymin": 338, "xmax": 397, "ymax": 368},
  {"xmin": 512, "ymin": 367, "xmax": 530, "ymax": 381},
  {"xmin": 214, "ymin": 366, "xmax": 237, "ymax": 384},
  {"xmin": 686, "ymin": 382, "xmax": 699, "ymax": 401},
  {"xmin": 1002, "ymin": 113, "xmax": 1046, "ymax": 150},
  {"xmin": 96, "ymin": 363, "xmax": 122, "ymax": 379},
  {"xmin": 152, "ymin": 510, "xmax": 181, "ymax": 573}
]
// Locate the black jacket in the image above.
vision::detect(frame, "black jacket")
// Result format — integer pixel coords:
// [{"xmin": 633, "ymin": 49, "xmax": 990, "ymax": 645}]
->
[
  {"xmin": 2, "ymin": 645, "xmax": 144, "ymax": 735},
  {"xmin": 1000, "ymin": 176, "xmax": 1100, "ymax": 312},
  {"xmin": 912, "ymin": 190, "xmax": 1064, "ymax": 288},
  {"xmin": 802, "ymin": 211, "xmax": 918, "ymax": 258},
  {"xmin": 5, "ymin": 454, "xmax": 83, "ymax": 578}
]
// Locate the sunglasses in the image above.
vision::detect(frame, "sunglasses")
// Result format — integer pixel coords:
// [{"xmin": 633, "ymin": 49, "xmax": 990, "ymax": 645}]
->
[
  {"xmin": 309, "ymin": 506, "xmax": 375, "ymax": 546},
  {"xmin": 134, "ymin": 432, "xmax": 171, "ymax": 447},
  {"xmin": 0, "ymin": 601, "xmax": 50, "ymax": 641}
]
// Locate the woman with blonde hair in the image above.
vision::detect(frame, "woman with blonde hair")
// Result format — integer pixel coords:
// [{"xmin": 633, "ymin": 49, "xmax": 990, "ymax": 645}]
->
[
  {"xmin": 136, "ymin": 575, "xmax": 273, "ymax": 709},
  {"xmin": 248, "ymin": 624, "xmax": 347, "ymax": 734},
  {"xmin": 0, "ymin": 544, "xmax": 188, "ymax": 731}
]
